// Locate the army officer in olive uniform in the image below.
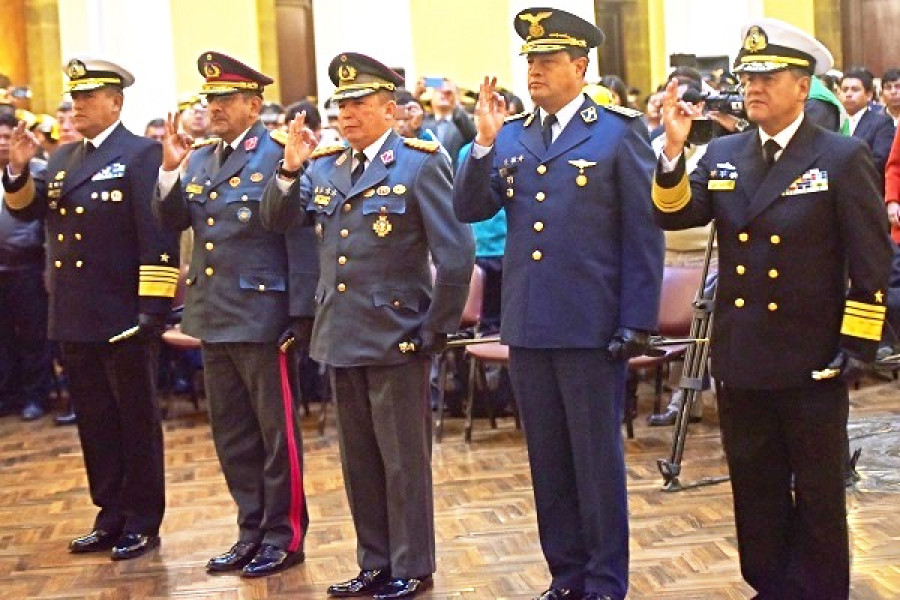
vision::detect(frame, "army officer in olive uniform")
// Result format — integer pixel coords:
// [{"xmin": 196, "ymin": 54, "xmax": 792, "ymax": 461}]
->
[
  {"xmin": 3, "ymin": 58, "xmax": 179, "ymax": 560},
  {"xmin": 261, "ymin": 53, "xmax": 474, "ymax": 599},
  {"xmin": 654, "ymin": 19, "xmax": 892, "ymax": 598},
  {"xmin": 154, "ymin": 52, "xmax": 316, "ymax": 578}
]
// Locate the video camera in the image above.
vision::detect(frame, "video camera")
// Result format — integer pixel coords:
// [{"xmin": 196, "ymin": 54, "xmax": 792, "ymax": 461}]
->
[{"xmin": 683, "ymin": 87, "xmax": 745, "ymax": 119}]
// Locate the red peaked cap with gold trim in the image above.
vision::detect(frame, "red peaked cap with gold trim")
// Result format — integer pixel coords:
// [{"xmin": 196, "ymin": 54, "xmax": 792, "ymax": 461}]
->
[
  {"xmin": 197, "ymin": 50, "xmax": 273, "ymax": 97},
  {"xmin": 514, "ymin": 7, "xmax": 605, "ymax": 56},
  {"xmin": 328, "ymin": 52, "xmax": 404, "ymax": 102}
]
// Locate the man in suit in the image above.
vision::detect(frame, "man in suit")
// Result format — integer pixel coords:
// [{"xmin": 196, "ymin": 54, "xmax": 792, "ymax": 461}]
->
[
  {"xmin": 841, "ymin": 68, "xmax": 895, "ymax": 188},
  {"xmin": 261, "ymin": 52, "xmax": 474, "ymax": 599},
  {"xmin": 654, "ymin": 19, "xmax": 892, "ymax": 599},
  {"xmin": 3, "ymin": 57, "xmax": 179, "ymax": 560},
  {"xmin": 453, "ymin": 9, "xmax": 664, "ymax": 600},
  {"xmin": 421, "ymin": 78, "xmax": 475, "ymax": 170},
  {"xmin": 154, "ymin": 52, "xmax": 315, "ymax": 577}
]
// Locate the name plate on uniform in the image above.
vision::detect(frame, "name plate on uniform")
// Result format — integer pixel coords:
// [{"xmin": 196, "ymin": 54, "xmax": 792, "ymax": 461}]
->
[
  {"xmin": 313, "ymin": 194, "xmax": 331, "ymax": 206},
  {"xmin": 185, "ymin": 183, "xmax": 204, "ymax": 194},
  {"xmin": 708, "ymin": 179, "xmax": 736, "ymax": 191}
]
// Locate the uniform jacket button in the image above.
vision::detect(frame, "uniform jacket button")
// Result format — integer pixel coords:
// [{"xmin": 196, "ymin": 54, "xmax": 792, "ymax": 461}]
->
[
  {"xmin": 734, "ymin": 298, "xmax": 745, "ymax": 308},
  {"xmin": 532, "ymin": 250, "xmax": 543, "ymax": 261}
]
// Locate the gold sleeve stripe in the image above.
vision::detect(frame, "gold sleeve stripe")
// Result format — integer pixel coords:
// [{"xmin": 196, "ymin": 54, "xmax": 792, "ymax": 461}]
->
[
  {"xmin": 140, "ymin": 276, "xmax": 179, "ymax": 284},
  {"xmin": 652, "ymin": 173, "xmax": 691, "ymax": 213},
  {"xmin": 844, "ymin": 307, "xmax": 885, "ymax": 321},
  {"xmin": 841, "ymin": 314, "xmax": 884, "ymax": 341},
  {"xmin": 5, "ymin": 176, "xmax": 35, "ymax": 209},
  {"xmin": 845, "ymin": 300, "xmax": 887, "ymax": 315},
  {"xmin": 139, "ymin": 281, "xmax": 177, "ymax": 298},
  {"xmin": 140, "ymin": 265, "xmax": 180, "ymax": 275}
]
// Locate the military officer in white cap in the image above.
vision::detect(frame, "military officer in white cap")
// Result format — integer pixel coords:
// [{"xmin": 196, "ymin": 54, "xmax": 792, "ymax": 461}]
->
[{"xmin": 654, "ymin": 18, "xmax": 892, "ymax": 599}]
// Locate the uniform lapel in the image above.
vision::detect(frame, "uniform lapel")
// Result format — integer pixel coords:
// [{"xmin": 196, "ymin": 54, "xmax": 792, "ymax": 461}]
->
[
  {"xmin": 328, "ymin": 147, "xmax": 353, "ymax": 197},
  {"xmin": 518, "ymin": 109, "xmax": 544, "ymax": 160},
  {"xmin": 208, "ymin": 121, "xmax": 266, "ymax": 189},
  {"xmin": 347, "ymin": 131, "xmax": 398, "ymax": 198},
  {"xmin": 541, "ymin": 96, "xmax": 594, "ymax": 164},
  {"xmin": 62, "ymin": 123, "xmax": 126, "ymax": 193},
  {"xmin": 740, "ymin": 118, "xmax": 821, "ymax": 227}
]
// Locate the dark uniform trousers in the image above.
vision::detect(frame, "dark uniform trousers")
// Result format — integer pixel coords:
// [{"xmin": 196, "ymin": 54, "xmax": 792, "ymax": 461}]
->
[
  {"xmin": 719, "ymin": 381, "xmax": 849, "ymax": 600},
  {"xmin": 0, "ymin": 268, "xmax": 52, "ymax": 410},
  {"xmin": 330, "ymin": 358, "xmax": 434, "ymax": 578},
  {"xmin": 60, "ymin": 337, "xmax": 165, "ymax": 534},
  {"xmin": 202, "ymin": 342, "xmax": 308, "ymax": 550}
]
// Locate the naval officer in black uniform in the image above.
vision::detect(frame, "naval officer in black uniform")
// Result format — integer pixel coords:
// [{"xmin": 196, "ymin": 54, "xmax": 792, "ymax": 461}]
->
[
  {"xmin": 261, "ymin": 53, "xmax": 474, "ymax": 599},
  {"xmin": 154, "ymin": 51, "xmax": 315, "ymax": 577},
  {"xmin": 3, "ymin": 57, "xmax": 179, "ymax": 560},
  {"xmin": 453, "ymin": 9, "xmax": 664, "ymax": 600},
  {"xmin": 653, "ymin": 19, "xmax": 892, "ymax": 599}
]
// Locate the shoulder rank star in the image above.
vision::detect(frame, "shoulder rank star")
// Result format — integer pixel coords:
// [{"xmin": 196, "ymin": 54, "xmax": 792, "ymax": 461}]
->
[{"xmin": 568, "ymin": 159, "xmax": 597, "ymax": 187}]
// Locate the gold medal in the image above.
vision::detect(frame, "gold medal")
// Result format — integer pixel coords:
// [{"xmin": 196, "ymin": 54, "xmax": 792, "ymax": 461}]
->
[
  {"xmin": 364, "ymin": 188, "xmax": 376, "ymax": 198},
  {"xmin": 392, "ymin": 184, "xmax": 406, "ymax": 195},
  {"xmin": 110, "ymin": 190, "xmax": 123, "ymax": 201},
  {"xmin": 576, "ymin": 175, "xmax": 587, "ymax": 187},
  {"xmin": 229, "ymin": 176, "xmax": 241, "ymax": 187},
  {"xmin": 377, "ymin": 185, "xmax": 390, "ymax": 196},
  {"xmin": 250, "ymin": 172, "xmax": 264, "ymax": 183},
  {"xmin": 373, "ymin": 215, "xmax": 392, "ymax": 237}
]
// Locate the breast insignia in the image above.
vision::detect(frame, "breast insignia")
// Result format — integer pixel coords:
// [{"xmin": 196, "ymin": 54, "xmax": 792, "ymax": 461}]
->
[{"xmin": 403, "ymin": 138, "xmax": 440, "ymax": 153}]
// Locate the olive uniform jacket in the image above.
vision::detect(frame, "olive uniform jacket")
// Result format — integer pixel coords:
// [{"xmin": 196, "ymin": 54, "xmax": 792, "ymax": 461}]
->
[
  {"xmin": 260, "ymin": 130, "xmax": 475, "ymax": 367},
  {"xmin": 3, "ymin": 124, "xmax": 179, "ymax": 341},
  {"xmin": 653, "ymin": 116, "xmax": 892, "ymax": 389}
]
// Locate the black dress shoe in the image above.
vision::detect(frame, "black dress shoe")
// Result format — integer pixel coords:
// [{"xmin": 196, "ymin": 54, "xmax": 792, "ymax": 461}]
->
[
  {"xmin": 647, "ymin": 409, "xmax": 701, "ymax": 427},
  {"xmin": 373, "ymin": 576, "xmax": 432, "ymax": 599},
  {"xmin": 110, "ymin": 533, "xmax": 160, "ymax": 560},
  {"xmin": 240, "ymin": 543, "xmax": 304, "ymax": 577},
  {"xmin": 206, "ymin": 541, "xmax": 261, "ymax": 572},
  {"xmin": 69, "ymin": 529, "xmax": 120, "ymax": 553},
  {"xmin": 327, "ymin": 569, "xmax": 393, "ymax": 596},
  {"xmin": 535, "ymin": 589, "xmax": 584, "ymax": 600},
  {"xmin": 54, "ymin": 410, "xmax": 77, "ymax": 426},
  {"xmin": 21, "ymin": 403, "xmax": 46, "ymax": 421}
]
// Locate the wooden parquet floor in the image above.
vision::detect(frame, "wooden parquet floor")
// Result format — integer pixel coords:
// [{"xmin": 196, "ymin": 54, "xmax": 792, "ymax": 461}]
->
[{"xmin": 0, "ymin": 376, "xmax": 898, "ymax": 599}]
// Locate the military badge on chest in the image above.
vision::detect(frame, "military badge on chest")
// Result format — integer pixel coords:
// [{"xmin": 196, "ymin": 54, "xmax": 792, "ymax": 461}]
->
[
  {"xmin": 500, "ymin": 155, "xmax": 523, "ymax": 198},
  {"xmin": 47, "ymin": 170, "xmax": 65, "ymax": 207},
  {"xmin": 568, "ymin": 159, "xmax": 597, "ymax": 187},
  {"xmin": 708, "ymin": 162, "xmax": 738, "ymax": 190},
  {"xmin": 313, "ymin": 185, "xmax": 337, "ymax": 207}
]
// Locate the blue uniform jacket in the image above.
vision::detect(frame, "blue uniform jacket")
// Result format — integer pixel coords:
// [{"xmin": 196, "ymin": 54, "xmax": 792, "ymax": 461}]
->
[{"xmin": 453, "ymin": 95, "xmax": 664, "ymax": 348}]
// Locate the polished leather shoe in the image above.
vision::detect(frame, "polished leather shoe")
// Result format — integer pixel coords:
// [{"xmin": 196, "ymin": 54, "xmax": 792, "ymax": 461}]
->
[
  {"xmin": 647, "ymin": 409, "xmax": 701, "ymax": 427},
  {"xmin": 206, "ymin": 541, "xmax": 260, "ymax": 572},
  {"xmin": 21, "ymin": 403, "xmax": 46, "ymax": 421},
  {"xmin": 373, "ymin": 576, "xmax": 432, "ymax": 599},
  {"xmin": 535, "ymin": 589, "xmax": 584, "ymax": 600},
  {"xmin": 327, "ymin": 569, "xmax": 393, "ymax": 596},
  {"xmin": 54, "ymin": 410, "xmax": 77, "ymax": 426},
  {"xmin": 110, "ymin": 533, "xmax": 160, "ymax": 560},
  {"xmin": 69, "ymin": 529, "xmax": 120, "ymax": 553},
  {"xmin": 240, "ymin": 543, "xmax": 304, "ymax": 577}
]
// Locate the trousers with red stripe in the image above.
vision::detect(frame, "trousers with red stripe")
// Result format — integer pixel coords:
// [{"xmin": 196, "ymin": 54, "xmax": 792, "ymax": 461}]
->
[{"xmin": 202, "ymin": 341, "xmax": 308, "ymax": 552}]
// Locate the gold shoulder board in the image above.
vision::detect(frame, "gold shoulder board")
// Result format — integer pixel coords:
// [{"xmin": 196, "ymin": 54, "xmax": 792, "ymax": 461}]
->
[
  {"xmin": 269, "ymin": 129, "xmax": 288, "ymax": 146},
  {"xmin": 191, "ymin": 137, "xmax": 220, "ymax": 149},
  {"xmin": 403, "ymin": 138, "xmax": 440, "ymax": 153},
  {"xmin": 310, "ymin": 144, "xmax": 346, "ymax": 159},
  {"xmin": 504, "ymin": 111, "xmax": 528, "ymax": 123},
  {"xmin": 603, "ymin": 104, "xmax": 643, "ymax": 119}
]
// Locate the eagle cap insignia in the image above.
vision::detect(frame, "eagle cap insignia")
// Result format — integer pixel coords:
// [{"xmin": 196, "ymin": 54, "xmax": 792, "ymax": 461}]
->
[
  {"xmin": 519, "ymin": 11, "xmax": 553, "ymax": 38},
  {"xmin": 66, "ymin": 59, "xmax": 86, "ymax": 79},
  {"xmin": 743, "ymin": 26, "xmax": 768, "ymax": 53}
]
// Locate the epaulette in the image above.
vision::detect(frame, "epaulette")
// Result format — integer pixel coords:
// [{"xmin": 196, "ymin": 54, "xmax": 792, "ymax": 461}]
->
[
  {"xmin": 404, "ymin": 138, "xmax": 440, "ymax": 153},
  {"xmin": 504, "ymin": 111, "xmax": 528, "ymax": 123},
  {"xmin": 603, "ymin": 104, "xmax": 643, "ymax": 119},
  {"xmin": 309, "ymin": 144, "xmax": 346, "ymax": 159},
  {"xmin": 269, "ymin": 129, "xmax": 288, "ymax": 146},
  {"xmin": 191, "ymin": 137, "xmax": 220, "ymax": 149}
]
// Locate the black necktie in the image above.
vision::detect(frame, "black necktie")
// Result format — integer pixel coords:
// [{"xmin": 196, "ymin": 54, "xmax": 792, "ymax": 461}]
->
[
  {"xmin": 762, "ymin": 139, "xmax": 781, "ymax": 168},
  {"xmin": 84, "ymin": 141, "xmax": 95, "ymax": 156},
  {"xmin": 541, "ymin": 114, "xmax": 557, "ymax": 149},
  {"xmin": 219, "ymin": 144, "xmax": 233, "ymax": 167},
  {"xmin": 351, "ymin": 152, "xmax": 366, "ymax": 185}
]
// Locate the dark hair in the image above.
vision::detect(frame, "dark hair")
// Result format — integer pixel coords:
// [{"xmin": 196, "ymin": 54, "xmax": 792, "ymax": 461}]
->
[
  {"xmin": 0, "ymin": 112, "xmax": 18, "ymax": 128},
  {"xmin": 394, "ymin": 89, "xmax": 416, "ymax": 106},
  {"xmin": 842, "ymin": 68, "xmax": 875, "ymax": 93},
  {"xmin": 668, "ymin": 66, "xmax": 703, "ymax": 86},
  {"xmin": 145, "ymin": 118, "xmax": 165, "ymax": 129},
  {"xmin": 507, "ymin": 94, "xmax": 525, "ymax": 114},
  {"xmin": 285, "ymin": 100, "xmax": 321, "ymax": 130},
  {"xmin": 57, "ymin": 100, "xmax": 73, "ymax": 112},
  {"xmin": 882, "ymin": 68, "xmax": 900, "ymax": 85},
  {"xmin": 600, "ymin": 75, "xmax": 628, "ymax": 105}
]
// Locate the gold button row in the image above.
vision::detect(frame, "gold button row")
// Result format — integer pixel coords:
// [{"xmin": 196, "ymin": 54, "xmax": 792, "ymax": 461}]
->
[
  {"xmin": 735, "ymin": 266, "xmax": 779, "ymax": 279},
  {"xmin": 734, "ymin": 298, "xmax": 779, "ymax": 311},
  {"xmin": 53, "ymin": 260, "xmax": 84, "ymax": 268},
  {"xmin": 738, "ymin": 232, "xmax": 782, "ymax": 244}
]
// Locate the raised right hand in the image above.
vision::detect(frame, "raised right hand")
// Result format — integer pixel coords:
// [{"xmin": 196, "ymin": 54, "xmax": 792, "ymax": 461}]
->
[
  {"xmin": 282, "ymin": 112, "xmax": 317, "ymax": 173},
  {"xmin": 473, "ymin": 76, "xmax": 507, "ymax": 147},
  {"xmin": 8, "ymin": 121, "xmax": 41, "ymax": 175},
  {"xmin": 161, "ymin": 111, "xmax": 193, "ymax": 172},
  {"xmin": 660, "ymin": 78, "xmax": 703, "ymax": 160}
]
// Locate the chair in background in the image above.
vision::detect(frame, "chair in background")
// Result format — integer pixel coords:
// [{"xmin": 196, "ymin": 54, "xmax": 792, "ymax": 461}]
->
[
  {"xmin": 160, "ymin": 265, "xmax": 202, "ymax": 414},
  {"xmin": 623, "ymin": 265, "xmax": 704, "ymax": 438},
  {"xmin": 462, "ymin": 341, "xmax": 520, "ymax": 443}
]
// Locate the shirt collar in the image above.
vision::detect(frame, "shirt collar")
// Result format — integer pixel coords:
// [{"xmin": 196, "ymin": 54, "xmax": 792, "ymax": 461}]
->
[
  {"xmin": 357, "ymin": 128, "xmax": 394, "ymax": 165},
  {"xmin": 224, "ymin": 126, "xmax": 253, "ymax": 151},
  {"xmin": 539, "ymin": 93, "xmax": 586, "ymax": 132},
  {"xmin": 847, "ymin": 106, "xmax": 868, "ymax": 133},
  {"xmin": 84, "ymin": 120, "xmax": 121, "ymax": 149},
  {"xmin": 758, "ymin": 111, "xmax": 805, "ymax": 153}
]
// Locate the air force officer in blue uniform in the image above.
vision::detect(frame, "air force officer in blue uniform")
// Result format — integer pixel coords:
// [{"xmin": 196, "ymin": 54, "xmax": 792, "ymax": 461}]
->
[{"xmin": 453, "ymin": 9, "xmax": 664, "ymax": 600}]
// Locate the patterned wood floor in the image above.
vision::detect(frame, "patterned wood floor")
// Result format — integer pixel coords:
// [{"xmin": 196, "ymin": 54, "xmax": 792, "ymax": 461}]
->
[{"xmin": 0, "ymin": 375, "xmax": 898, "ymax": 599}]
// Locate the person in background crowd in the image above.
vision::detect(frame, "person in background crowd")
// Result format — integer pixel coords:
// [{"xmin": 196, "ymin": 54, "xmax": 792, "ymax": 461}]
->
[
  {"xmin": 421, "ymin": 77, "xmax": 476, "ymax": 169},
  {"xmin": 3, "ymin": 57, "xmax": 179, "ymax": 561},
  {"xmin": 55, "ymin": 100, "xmax": 82, "ymax": 144},
  {"xmin": 654, "ymin": 19, "xmax": 891, "ymax": 598},
  {"xmin": 841, "ymin": 67, "xmax": 895, "ymax": 186},
  {"xmin": 455, "ymin": 8, "xmax": 664, "ymax": 599},
  {"xmin": 600, "ymin": 74, "xmax": 629, "ymax": 107},
  {"xmin": 144, "ymin": 118, "xmax": 165, "ymax": 142},
  {"xmin": 643, "ymin": 89, "xmax": 664, "ymax": 136},
  {"xmin": 31, "ymin": 114, "xmax": 60, "ymax": 157},
  {"xmin": 177, "ymin": 94, "xmax": 210, "ymax": 142},
  {"xmin": 260, "ymin": 101, "xmax": 284, "ymax": 130},
  {"xmin": 0, "ymin": 111, "xmax": 51, "ymax": 422},
  {"xmin": 284, "ymin": 100, "xmax": 321, "ymax": 139},
  {"xmin": 154, "ymin": 51, "xmax": 314, "ymax": 578},
  {"xmin": 880, "ymin": 68, "xmax": 900, "ymax": 125},
  {"xmin": 883, "ymin": 126, "xmax": 900, "ymax": 243}
]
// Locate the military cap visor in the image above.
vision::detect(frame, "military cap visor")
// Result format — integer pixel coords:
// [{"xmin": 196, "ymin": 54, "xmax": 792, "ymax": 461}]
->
[
  {"xmin": 514, "ymin": 7, "xmax": 604, "ymax": 55},
  {"xmin": 197, "ymin": 51, "xmax": 273, "ymax": 96},
  {"xmin": 64, "ymin": 58, "xmax": 134, "ymax": 92},
  {"xmin": 733, "ymin": 19, "xmax": 833, "ymax": 76},
  {"xmin": 328, "ymin": 53, "xmax": 404, "ymax": 102}
]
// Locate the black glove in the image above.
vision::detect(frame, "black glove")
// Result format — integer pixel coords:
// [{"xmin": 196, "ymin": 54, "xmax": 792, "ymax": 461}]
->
[
  {"xmin": 814, "ymin": 349, "xmax": 866, "ymax": 383},
  {"xmin": 605, "ymin": 328, "xmax": 651, "ymax": 361},
  {"xmin": 278, "ymin": 317, "xmax": 314, "ymax": 352},
  {"xmin": 137, "ymin": 312, "xmax": 167, "ymax": 341},
  {"xmin": 417, "ymin": 330, "xmax": 448, "ymax": 355}
]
